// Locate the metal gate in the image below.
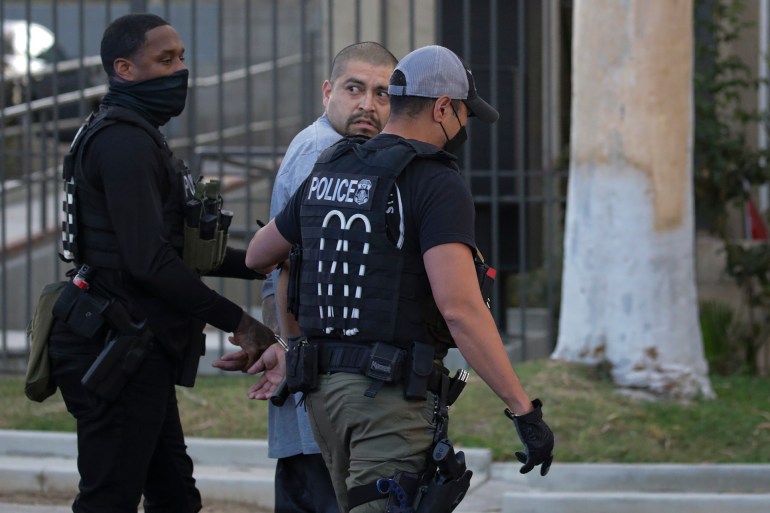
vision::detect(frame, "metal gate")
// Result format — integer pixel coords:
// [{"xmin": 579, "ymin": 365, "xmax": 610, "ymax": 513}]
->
[{"xmin": 0, "ymin": 0, "xmax": 568, "ymax": 371}]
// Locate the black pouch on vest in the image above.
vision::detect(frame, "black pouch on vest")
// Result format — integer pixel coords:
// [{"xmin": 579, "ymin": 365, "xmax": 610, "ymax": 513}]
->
[
  {"xmin": 285, "ymin": 337, "xmax": 318, "ymax": 393},
  {"xmin": 403, "ymin": 341, "xmax": 435, "ymax": 401},
  {"xmin": 286, "ymin": 244, "xmax": 302, "ymax": 316},
  {"xmin": 364, "ymin": 343, "xmax": 405, "ymax": 383},
  {"xmin": 52, "ymin": 282, "xmax": 110, "ymax": 339}
]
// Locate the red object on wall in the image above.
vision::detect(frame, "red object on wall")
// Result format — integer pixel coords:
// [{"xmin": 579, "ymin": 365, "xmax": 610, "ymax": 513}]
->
[{"xmin": 747, "ymin": 199, "xmax": 769, "ymax": 240}]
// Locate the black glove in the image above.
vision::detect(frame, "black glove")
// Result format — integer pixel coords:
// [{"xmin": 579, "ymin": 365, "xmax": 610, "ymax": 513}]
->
[{"xmin": 504, "ymin": 398, "xmax": 554, "ymax": 476}]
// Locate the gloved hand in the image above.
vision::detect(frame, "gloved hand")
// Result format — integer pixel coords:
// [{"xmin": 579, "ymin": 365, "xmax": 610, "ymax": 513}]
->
[{"xmin": 504, "ymin": 398, "xmax": 554, "ymax": 476}]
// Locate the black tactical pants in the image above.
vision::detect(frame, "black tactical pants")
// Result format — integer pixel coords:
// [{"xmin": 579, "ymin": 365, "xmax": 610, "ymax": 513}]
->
[{"xmin": 49, "ymin": 320, "xmax": 202, "ymax": 513}]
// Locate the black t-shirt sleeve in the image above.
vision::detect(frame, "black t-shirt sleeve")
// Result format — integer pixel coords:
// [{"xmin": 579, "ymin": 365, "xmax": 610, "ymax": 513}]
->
[
  {"xmin": 411, "ymin": 163, "xmax": 476, "ymax": 254},
  {"xmin": 88, "ymin": 124, "xmax": 243, "ymax": 332}
]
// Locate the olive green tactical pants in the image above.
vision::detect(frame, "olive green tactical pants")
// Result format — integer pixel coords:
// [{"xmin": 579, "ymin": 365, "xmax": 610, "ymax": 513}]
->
[{"xmin": 305, "ymin": 373, "xmax": 437, "ymax": 513}]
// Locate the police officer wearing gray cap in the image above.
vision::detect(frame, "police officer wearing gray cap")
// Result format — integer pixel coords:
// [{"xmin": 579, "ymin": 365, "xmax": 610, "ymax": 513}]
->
[{"xmin": 239, "ymin": 45, "xmax": 554, "ymax": 513}]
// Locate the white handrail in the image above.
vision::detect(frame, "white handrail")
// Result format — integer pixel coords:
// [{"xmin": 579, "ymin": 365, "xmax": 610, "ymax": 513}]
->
[{"xmin": 1, "ymin": 52, "xmax": 302, "ymax": 120}]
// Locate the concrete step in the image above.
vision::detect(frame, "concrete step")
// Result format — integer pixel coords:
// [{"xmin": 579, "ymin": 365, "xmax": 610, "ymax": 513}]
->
[
  {"xmin": 495, "ymin": 462, "xmax": 770, "ymax": 513},
  {"xmin": 505, "ymin": 492, "xmax": 770, "ymax": 513},
  {"xmin": 0, "ymin": 429, "xmax": 492, "ymax": 511},
  {"xmin": 492, "ymin": 462, "xmax": 770, "ymax": 493},
  {"xmin": 0, "ymin": 505, "xmax": 71, "ymax": 513},
  {"xmin": 2, "ymin": 432, "xmax": 770, "ymax": 513}
]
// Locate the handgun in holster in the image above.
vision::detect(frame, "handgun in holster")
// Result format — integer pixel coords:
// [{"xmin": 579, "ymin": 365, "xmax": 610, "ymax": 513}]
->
[
  {"xmin": 411, "ymin": 369, "xmax": 470, "ymax": 512},
  {"xmin": 78, "ymin": 292, "xmax": 153, "ymax": 401},
  {"xmin": 51, "ymin": 265, "xmax": 154, "ymax": 401},
  {"xmin": 414, "ymin": 439, "xmax": 472, "ymax": 513},
  {"xmin": 80, "ymin": 324, "xmax": 153, "ymax": 401}
]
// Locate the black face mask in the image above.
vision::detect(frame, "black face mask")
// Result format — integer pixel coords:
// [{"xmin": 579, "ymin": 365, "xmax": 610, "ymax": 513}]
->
[
  {"xmin": 439, "ymin": 103, "xmax": 467, "ymax": 154},
  {"xmin": 102, "ymin": 69, "xmax": 189, "ymax": 126}
]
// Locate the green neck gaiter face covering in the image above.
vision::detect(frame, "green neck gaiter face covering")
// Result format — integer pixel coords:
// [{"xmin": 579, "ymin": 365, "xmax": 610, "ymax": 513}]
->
[{"xmin": 102, "ymin": 69, "xmax": 189, "ymax": 127}]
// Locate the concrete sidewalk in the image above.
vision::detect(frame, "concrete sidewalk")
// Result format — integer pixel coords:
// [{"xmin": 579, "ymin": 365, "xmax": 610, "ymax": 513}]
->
[{"xmin": 1, "ymin": 430, "xmax": 770, "ymax": 513}]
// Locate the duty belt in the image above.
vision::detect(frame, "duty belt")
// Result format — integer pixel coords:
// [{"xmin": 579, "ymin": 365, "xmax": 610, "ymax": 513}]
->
[{"xmin": 313, "ymin": 340, "xmax": 459, "ymax": 402}]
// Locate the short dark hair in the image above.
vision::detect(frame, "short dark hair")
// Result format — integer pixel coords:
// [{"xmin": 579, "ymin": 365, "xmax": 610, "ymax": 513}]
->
[
  {"xmin": 389, "ymin": 95, "xmax": 435, "ymax": 118},
  {"xmin": 389, "ymin": 70, "xmax": 463, "ymax": 118},
  {"xmin": 329, "ymin": 41, "xmax": 398, "ymax": 83},
  {"xmin": 100, "ymin": 13, "xmax": 169, "ymax": 79}
]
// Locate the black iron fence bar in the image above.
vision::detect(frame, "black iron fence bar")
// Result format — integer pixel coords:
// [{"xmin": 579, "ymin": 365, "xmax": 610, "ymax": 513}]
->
[
  {"xmin": 130, "ymin": 0, "xmax": 147, "ymax": 13},
  {"xmin": 186, "ymin": 0, "xmax": 199, "ymax": 165},
  {"xmin": 300, "ymin": 0, "xmax": 309, "ymax": 127},
  {"xmin": 461, "ymin": 0, "xmax": 472, "ymax": 190},
  {"xmin": 409, "ymin": 0, "xmax": 416, "ymax": 50},
  {"xmin": 270, "ymin": 0, "xmax": 279, "ymax": 197},
  {"xmin": 22, "ymin": 0, "xmax": 35, "ymax": 338},
  {"xmin": 242, "ymin": 0, "xmax": 256, "ymax": 313},
  {"xmin": 0, "ymin": 0, "xmax": 6, "ymax": 355},
  {"xmin": 515, "ymin": 0, "xmax": 528, "ymax": 356},
  {"xmin": 490, "ymin": 0, "xmax": 502, "ymax": 327},
  {"xmin": 543, "ymin": 0, "xmax": 556, "ymax": 351},
  {"xmin": 354, "ymin": 0, "xmax": 361, "ymax": 43}
]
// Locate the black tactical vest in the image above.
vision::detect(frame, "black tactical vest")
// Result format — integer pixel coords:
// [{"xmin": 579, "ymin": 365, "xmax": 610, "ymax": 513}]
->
[
  {"xmin": 61, "ymin": 105, "xmax": 192, "ymax": 269},
  {"xmin": 295, "ymin": 137, "xmax": 454, "ymax": 346}
]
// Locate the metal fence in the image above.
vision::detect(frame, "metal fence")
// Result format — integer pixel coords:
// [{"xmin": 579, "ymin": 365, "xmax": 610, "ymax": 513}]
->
[{"xmin": 0, "ymin": 0, "xmax": 569, "ymax": 371}]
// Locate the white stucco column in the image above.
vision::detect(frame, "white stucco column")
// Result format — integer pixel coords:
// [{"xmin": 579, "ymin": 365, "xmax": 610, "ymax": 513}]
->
[{"xmin": 553, "ymin": 0, "xmax": 714, "ymax": 399}]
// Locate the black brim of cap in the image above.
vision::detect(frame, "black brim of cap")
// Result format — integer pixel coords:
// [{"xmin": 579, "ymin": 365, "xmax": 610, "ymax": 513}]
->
[{"xmin": 465, "ymin": 97, "xmax": 499, "ymax": 124}]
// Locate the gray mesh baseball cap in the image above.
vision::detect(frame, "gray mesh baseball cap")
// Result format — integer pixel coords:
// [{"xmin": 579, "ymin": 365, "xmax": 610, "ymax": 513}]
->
[{"xmin": 388, "ymin": 45, "xmax": 499, "ymax": 124}]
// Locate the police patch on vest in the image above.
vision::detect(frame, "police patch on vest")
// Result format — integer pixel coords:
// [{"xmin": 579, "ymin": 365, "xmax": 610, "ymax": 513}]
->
[{"xmin": 304, "ymin": 171, "xmax": 378, "ymax": 210}]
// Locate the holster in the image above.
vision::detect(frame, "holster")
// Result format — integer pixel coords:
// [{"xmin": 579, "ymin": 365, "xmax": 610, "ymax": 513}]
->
[
  {"xmin": 53, "ymin": 267, "xmax": 155, "ymax": 401},
  {"xmin": 177, "ymin": 328, "xmax": 206, "ymax": 387},
  {"xmin": 414, "ymin": 439, "xmax": 472, "ymax": 513},
  {"xmin": 81, "ymin": 327, "xmax": 153, "ymax": 401},
  {"xmin": 347, "ymin": 438, "xmax": 472, "ymax": 513}
]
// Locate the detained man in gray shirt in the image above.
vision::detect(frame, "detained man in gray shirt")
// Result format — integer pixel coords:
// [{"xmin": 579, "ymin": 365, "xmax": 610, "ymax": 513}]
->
[{"xmin": 258, "ymin": 42, "xmax": 397, "ymax": 513}]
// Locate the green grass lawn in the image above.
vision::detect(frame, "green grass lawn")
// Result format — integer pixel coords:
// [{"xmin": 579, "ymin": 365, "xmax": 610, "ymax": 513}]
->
[{"xmin": 2, "ymin": 359, "xmax": 769, "ymax": 463}]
